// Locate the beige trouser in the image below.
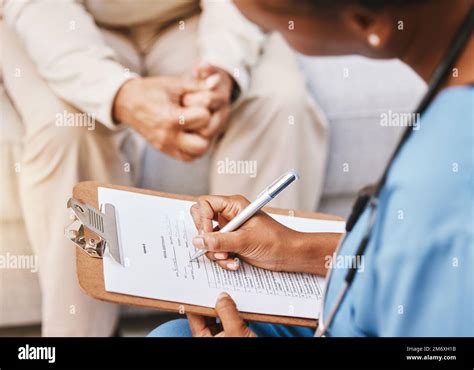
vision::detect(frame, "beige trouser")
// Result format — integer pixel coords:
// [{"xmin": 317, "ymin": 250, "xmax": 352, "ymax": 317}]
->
[{"xmin": 2, "ymin": 16, "xmax": 326, "ymax": 336}]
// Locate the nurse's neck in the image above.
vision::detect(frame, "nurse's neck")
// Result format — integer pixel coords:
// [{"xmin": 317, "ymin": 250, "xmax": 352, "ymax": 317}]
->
[{"xmin": 400, "ymin": 1, "xmax": 473, "ymax": 89}]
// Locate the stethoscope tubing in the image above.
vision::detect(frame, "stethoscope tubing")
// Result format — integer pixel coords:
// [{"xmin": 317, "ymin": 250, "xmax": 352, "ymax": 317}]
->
[{"xmin": 316, "ymin": 199, "xmax": 378, "ymax": 337}]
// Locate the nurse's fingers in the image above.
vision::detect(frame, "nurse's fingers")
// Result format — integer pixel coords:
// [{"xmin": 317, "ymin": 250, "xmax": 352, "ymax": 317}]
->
[
  {"xmin": 215, "ymin": 257, "xmax": 240, "ymax": 271},
  {"xmin": 193, "ymin": 230, "xmax": 247, "ymax": 255},
  {"xmin": 190, "ymin": 203, "xmax": 203, "ymax": 233},
  {"xmin": 215, "ymin": 293, "xmax": 255, "ymax": 337},
  {"xmin": 187, "ymin": 313, "xmax": 213, "ymax": 337},
  {"xmin": 205, "ymin": 251, "xmax": 229, "ymax": 261},
  {"xmin": 204, "ymin": 252, "xmax": 239, "ymax": 270},
  {"xmin": 195, "ymin": 197, "xmax": 224, "ymax": 233},
  {"xmin": 196, "ymin": 195, "xmax": 249, "ymax": 226}
]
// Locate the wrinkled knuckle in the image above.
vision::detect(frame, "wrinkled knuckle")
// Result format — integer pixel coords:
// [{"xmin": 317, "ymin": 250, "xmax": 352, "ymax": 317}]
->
[
  {"xmin": 197, "ymin": 200, "xmax": 210, "ymax": 214},
  {"xmin": 190, "ymin": 203, "xmax": 199, "ymax": 214},
  {"xmin": 196, "ymin": 196, "xmax": 206, "ymax": 204},
  {"xmin": 228, "ymin": 195, "xmax": 240, "ymax": 203},
  {"xmin": 197, "ymin": 196, "xmax": 211, "ymax": 208},
  {"xmin": 236, "ymin": 194, "xmax": 249, "ymax": 204},
  {"xmin": 231, "ymin": 195, "xmax": 249, "ymax": 208}
]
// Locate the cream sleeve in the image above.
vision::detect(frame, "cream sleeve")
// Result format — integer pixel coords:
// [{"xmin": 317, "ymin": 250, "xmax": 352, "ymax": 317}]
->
[
  {"xmin": 198, "ymin": 0, "xmax": 267, "ymax": 94},
  {"xmin": 3, "ymin": 0, "xmax": 138, "ymax": 129}
]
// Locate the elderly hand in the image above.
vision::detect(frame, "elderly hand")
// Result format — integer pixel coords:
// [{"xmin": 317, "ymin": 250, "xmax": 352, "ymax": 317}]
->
[
  {"xmin": 113, "ymin": 76, "xmax": 212, "ymax": 162},
  {"xmin": 187, "ymin": 292, "xmax": 255, "ymax": 337},
  {"xmin": 183, "ymin": 64, "xmax": 235, "ymax": 138}
]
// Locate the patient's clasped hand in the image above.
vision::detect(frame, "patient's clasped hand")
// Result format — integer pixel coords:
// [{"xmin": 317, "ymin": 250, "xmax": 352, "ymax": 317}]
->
[{"xmin": 113, "ymin": 63, "xmax": 234, "ymax": 162}]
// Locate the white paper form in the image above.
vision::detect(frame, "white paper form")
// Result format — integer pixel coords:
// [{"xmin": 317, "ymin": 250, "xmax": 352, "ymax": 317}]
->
[{"xmin": 99, "ymin": 187, "xmax": 345, "ymax": 319}]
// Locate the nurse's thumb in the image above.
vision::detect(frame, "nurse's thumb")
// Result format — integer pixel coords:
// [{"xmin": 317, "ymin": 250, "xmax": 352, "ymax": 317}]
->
[{"xmin": 192, "ymin": 230, "xmax": 246, "ymax": 254}]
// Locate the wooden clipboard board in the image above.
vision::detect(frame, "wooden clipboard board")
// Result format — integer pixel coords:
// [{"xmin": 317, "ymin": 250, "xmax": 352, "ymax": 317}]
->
[{"xmin": 71, "ymin": 181, "xmax": 343, "ymax": 328}]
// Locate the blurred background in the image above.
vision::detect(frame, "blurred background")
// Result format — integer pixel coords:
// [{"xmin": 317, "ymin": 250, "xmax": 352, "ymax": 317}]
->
[{"xmin": 0, "ymin": 0, "xmax": 426, "ymax": 337}]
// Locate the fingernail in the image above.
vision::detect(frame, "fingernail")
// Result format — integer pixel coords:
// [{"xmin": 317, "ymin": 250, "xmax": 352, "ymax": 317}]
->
[
  {"xmin": 217, "ymin": 292, "xmax": 229, "ymax": 301},
  {"xmin": 192, "ymin": 236, "xmax": 205, "ymax": 249},
  {"xmin": 227, "ymin": 261, "xmax": 240, "ymax": 270},
  {"xmin": 214, "ymin": 252, "xmax": 227, "ymax": 260},
  {"xmin": 189, "ymin": 135, "xmax": 210, "ymax": 149},
  {"xmin": 206, "ymin": 74, "xmax": 220, "ymax": 89}
]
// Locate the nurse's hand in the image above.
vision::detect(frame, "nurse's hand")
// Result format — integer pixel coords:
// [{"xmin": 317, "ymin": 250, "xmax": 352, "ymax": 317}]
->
[
  {"xmin": 190, "ymin": 194, "xmax": 300, "ymax": 272},
  {"xmin": 187, "ymin": 292, "xmax": 256, "ymax": 337}
]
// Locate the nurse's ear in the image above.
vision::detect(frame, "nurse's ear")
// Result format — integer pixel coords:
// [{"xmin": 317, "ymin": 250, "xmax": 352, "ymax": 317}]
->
[{"xmin": 341, "ymin": 5, "xmax": 405, "ymax": 59}]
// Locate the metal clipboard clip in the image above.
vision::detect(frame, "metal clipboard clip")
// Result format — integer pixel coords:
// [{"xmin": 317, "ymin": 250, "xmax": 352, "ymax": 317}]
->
[{"xmin": 65, "ymin": 198, "xmax": 123, "ymax": 266}]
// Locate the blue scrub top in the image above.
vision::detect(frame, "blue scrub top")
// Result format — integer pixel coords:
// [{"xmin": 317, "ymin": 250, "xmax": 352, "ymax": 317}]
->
[{"xmin": 323, "ymin": 86, "xmax": 474, "ymax": 337}]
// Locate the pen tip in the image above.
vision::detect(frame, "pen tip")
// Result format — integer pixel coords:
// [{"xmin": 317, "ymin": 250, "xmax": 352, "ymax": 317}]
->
[{"xmin": 288, "ymin": 169, "xmax": 300, "ymax": 181}]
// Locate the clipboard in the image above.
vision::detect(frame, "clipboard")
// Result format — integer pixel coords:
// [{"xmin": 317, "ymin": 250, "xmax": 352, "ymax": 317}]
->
[{"xmin": 67, "ymin": 181, "xmax": 343, "ymax": 328}]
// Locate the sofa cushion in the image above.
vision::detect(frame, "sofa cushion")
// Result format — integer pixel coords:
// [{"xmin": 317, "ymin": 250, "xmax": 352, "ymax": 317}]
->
[{"xmin": 299, "ymin": 55, "xmax": 426, "ymax": 198}]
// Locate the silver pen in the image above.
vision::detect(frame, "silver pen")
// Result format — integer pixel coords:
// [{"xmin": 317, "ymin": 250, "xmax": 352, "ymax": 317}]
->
[{"xmin": 189, "ymin": 170, "xmax": 300, "ymax": 262}]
